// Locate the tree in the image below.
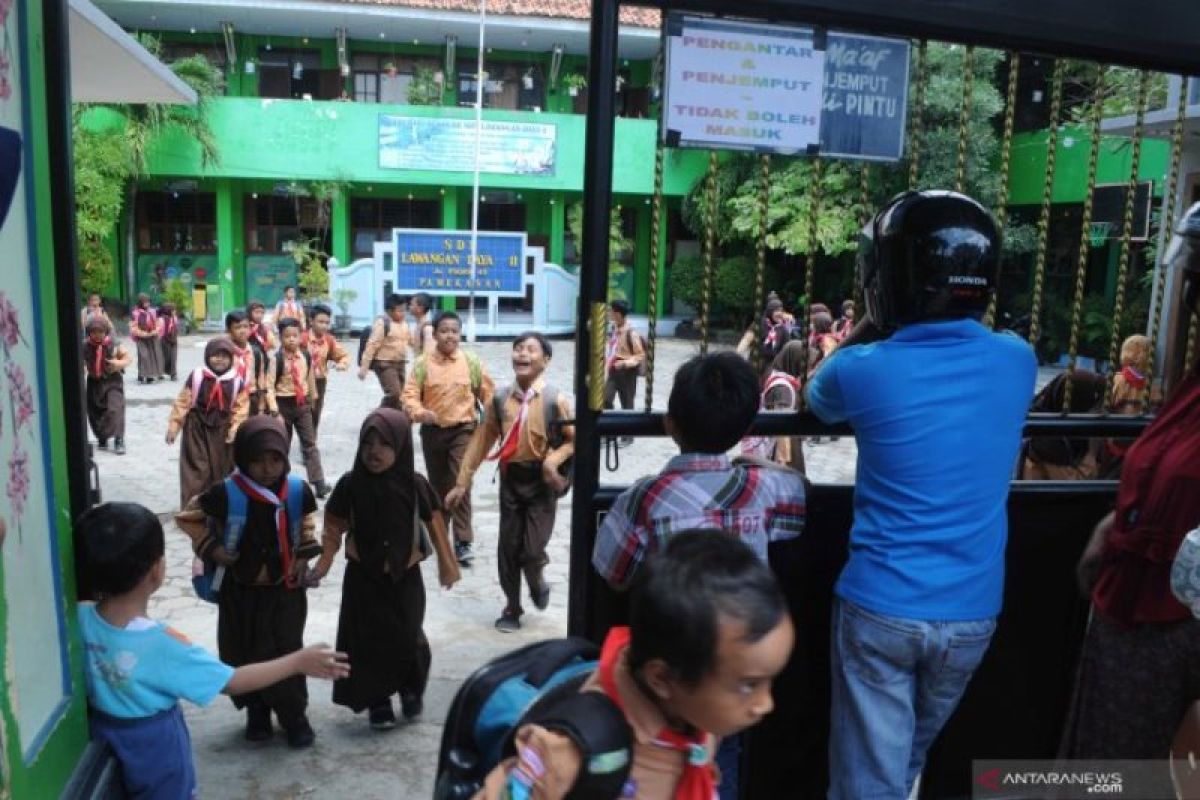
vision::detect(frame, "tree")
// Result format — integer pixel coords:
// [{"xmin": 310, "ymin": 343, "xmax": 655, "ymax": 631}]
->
[
  {"xmin": 567, "ymin": 202, "xmax": 633, "ymax": 301},
  {"xmin": 72, "ymin": 38, "xmax": 224, "ymax": 297}
]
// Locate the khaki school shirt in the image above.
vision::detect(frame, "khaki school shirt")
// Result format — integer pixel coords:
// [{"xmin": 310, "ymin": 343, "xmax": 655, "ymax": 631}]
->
[
  {"xmin": 360, "ymin": 316, "xmax": 412, "ymax": 368},
  {"xmin": 265, "ymin": 349, "xmax": 320, "ymax": 413},
  {"xmin": 402, "ymin": 348, "xmax": 495, "ymax": 427},
  {"xmin": 456, "ymin": 377, "xmax": 574, "ymax": 488}
]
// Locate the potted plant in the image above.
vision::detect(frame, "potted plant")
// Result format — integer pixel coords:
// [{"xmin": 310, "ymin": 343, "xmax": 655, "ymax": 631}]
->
[
  {"xmin": 562, "ymin": 73, "xmax": 586, "ymax": 97},
  {"xmin": 407, "ymin": 65, "xmax": 442, "ymax": 105},
  {"xmin": 333, "ymin": 287, "xmax": 358, "ymax": 334}
]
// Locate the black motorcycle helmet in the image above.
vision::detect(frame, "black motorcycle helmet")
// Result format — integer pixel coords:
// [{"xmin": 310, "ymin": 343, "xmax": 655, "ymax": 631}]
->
[
  {"xmin": 1165, "ymin": 200, "xmax": 1200, "ymax": 316},
  {"xmin": 858, "ymin": 190, "xmax": 1001, "ymax": 330}
]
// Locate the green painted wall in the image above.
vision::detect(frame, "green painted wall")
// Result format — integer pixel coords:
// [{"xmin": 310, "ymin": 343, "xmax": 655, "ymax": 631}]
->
[
  {"xmin": 1008, "ymin": 127, "xmax": 1171, "ymax": 205},
  {"xmin": 5, "ymin": 0, "xmax": 90, "ymax": 794}
]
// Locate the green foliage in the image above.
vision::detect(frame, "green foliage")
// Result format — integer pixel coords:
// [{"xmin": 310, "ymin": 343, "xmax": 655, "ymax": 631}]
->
[
  {"xmin": 568, "ymin": 202, "xmax": 633, "ymax": 301},
  {"xmin": 162, "ymin": 278, "xmax": 193, "ymax": 321},
  {"xmin": 1062, "ymin": 63, "xmax": 1170, "ymax": 123},
  {"xmin": 289, "ymin": 238, "xmax": 331, "ymax": 298},
  {"xmin": 562, "ymin": 73, "xmax": 587, "ymax": 92},
  {"xmin": 407, "ymin": 65, "xmax": 443, "ymax": 106},
  {"xmin": 669, "ymin": 254, "xmax": 765, "ymax": 323}
]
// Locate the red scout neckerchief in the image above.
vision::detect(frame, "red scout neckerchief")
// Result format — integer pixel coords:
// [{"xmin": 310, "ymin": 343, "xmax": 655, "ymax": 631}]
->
[
  {"xmin": 286, "ymin": 350, "xmax": 307, "ymax": 406},
  {"xmin": 230, "ymin": 469, "xmax": 298, "ymax": 589},
  {"xmin": 160, "ymin": 314, "xmax": 176, "ymax": 338},
  {"xmin": 190, "ymin": 367, "xmax": 238, "ymax": 412},
  {"xmin": 136, "ymin": 307, "xmax": 157, "ymax": 333},
  {"xmin": 301, "ymin": 331, "xmax": 329, "ymax": 377},
  {"xmin": 251, "ymin": 323, "xmax": 270, "ymax": 350},
  {"xmin": 1121, "ymin": 365, "xmax": 1147, "ymax": 390},
  {"xmin": 232, "ymin": 344, "xmax": 251, "ymax": 382},
  {"xmin": 280, "ymin": 300, "xmax": 302, "ymax": 322},
  {"xmin": 487, "ymin": 386, "xmax": 534, "ymax": 469},
  {"xmin": 89, "ymin": 337, "xmax": 111, "ymax": 377},
  {"xmin": 597, "ymin": 626, "xmax": 716, "ymax": 800}
]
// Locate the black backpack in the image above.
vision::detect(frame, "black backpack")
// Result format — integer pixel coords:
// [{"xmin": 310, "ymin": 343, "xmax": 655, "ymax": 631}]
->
[
  {"xmin": 492, "ymin": 384, "xmax": 574, "ymax": 495},
  {"xmin": 356, "ymin": 315, "xmax": 392, "ymax": 366},
  {"xmin": 273, "ymin": 347, "xmax": 312, "ymax": 384},
  {"xmin": 434, "ymin": 638, "xmax": 632, "ymax": 800}
]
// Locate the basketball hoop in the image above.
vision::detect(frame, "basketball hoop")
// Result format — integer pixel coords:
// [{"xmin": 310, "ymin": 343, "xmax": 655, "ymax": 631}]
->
[{"xmin": 1088, "ymin": 221, "xmax": 1114, "ymax": 248}]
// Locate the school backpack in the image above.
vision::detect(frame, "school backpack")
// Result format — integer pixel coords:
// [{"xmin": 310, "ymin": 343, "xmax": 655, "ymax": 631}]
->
[
  {"xmin": 625, "ymin": 328, "xmax": 649, "ymax": 377},
  {"xmin": 356, "ymin": 315, "xmax": 392, "ymax": 366},
  {"xmin": 192, "ymin": 474, "xmax": 307, "ymax": 603},
  {"xmin": 433, "ymin": 638, "xmax": 632, "ymax": 800},
  {"xmin": 273, "ymin": 347, "xmax": 313, "ymax": 385},
  {"xmin": 492, "ymin": 384, "xmax": 573, "ymax": 494},
  {"xmin": 411, "ymin": 350, "xmax": 484, "ymax": 393}
]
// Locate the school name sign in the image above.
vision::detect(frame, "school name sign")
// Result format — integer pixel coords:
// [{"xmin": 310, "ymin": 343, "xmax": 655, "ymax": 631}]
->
[
  {"xmin": 663, "ymin": 16, "xmax": 910, "ymax": 161},
  {"xmin": 393, "ymin": 229, "xmax": 526, "ymax": 296}
]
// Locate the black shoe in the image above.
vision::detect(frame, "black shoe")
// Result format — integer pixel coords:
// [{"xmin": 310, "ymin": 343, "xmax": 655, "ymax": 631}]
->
[
  {"xmin": 96, "ymin": 439, "xmax": 108, "ymax": 450},
  {"xmin": 455, "ymin": 541, "xmax": 473, "ymax": 566},
  {"xmin": 113, "ymin": 438, "xmax": 126, "ymax": 456},
  {"xmin": 245, "ymin": 707, "xmax": 273, "ymax": 742},
  {"xmin": 618, "ymin": 436, "xmax": 634, "ymax": 448},
  {"xmin": 495, "ymin": 609, "xmax": 521, "ymax": 632},
  {"xmin": 531, "ymin": 583, "xmax": 550, "ymax": 612},
  {"xmin": 369, "ymin": 701, "xmax": 397, "ymax": 731},
  {"xmin": 284, "ymin": 716, "xmax": 315, "ymax": 748},
  {"xmin": 313, "ymin": 480, "xmax": 331, "ymax": 500},
  {"xmin": 170, "ymin": 374, "xmax": 178, "ymax": 381},
  {"xmin": 400, "ymin": 692, "xmax": 423, "ymax": 721}
]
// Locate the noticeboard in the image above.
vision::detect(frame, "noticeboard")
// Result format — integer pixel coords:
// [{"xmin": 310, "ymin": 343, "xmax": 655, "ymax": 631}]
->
[
  {"xmin": 663, "ymin": 15, "xmax": 910, "ymax": 162},
  {"xmin": 393, "ymin": 229, "xmax": 526, "ymax": 297},
  {"xmin": 379, "ymin": 116, "xmax": 556, "ymax": 176}
]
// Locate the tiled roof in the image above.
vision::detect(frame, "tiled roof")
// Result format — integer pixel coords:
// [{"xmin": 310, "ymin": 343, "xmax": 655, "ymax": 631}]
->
[{"xmin": 324, "ymin": 0, "xmax": 661, "ymax": 28}]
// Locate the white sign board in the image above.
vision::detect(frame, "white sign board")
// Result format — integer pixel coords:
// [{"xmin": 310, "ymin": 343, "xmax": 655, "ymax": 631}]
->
[{"xmin": 664, "ymin": 16, "xmax": 825, "ymax": 153}]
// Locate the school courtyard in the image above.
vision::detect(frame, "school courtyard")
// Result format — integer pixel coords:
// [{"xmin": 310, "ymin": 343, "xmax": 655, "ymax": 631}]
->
[{"xmin": 99, "ymin": 333, "xmax": 856, "ymax": 798}]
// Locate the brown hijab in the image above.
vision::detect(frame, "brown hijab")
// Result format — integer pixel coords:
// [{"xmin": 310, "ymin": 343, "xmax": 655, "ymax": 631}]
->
[
  {"xmin": 232, "ymin": 416, "xmax": 290, "ymax": 478},
  {"xmin": 191, "ymin": 338, "xmax": 241, "ymax": 427},
  {"xmin": 346, "ymin": 408, "xmax": 418, "ymax": 577}
]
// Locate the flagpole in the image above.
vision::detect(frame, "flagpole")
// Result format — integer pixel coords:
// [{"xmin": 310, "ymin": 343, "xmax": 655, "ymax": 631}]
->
[{"xmin": 468, "ymin": 0, "xmax": 486, "ymax": 342}]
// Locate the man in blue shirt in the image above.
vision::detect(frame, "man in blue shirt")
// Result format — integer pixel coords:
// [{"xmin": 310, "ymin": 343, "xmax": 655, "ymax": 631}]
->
[{"xmin": 806, "ymin": 191, "xmax": 1037, "ymax": 799}]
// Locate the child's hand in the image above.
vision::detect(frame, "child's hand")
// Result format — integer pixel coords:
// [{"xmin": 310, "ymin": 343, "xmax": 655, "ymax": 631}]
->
[
  {"xmin": 306, "ymin": 557, "xmax": 333, "ymax": 587},
  {"xmin": 357, "ymin": 367, "xmax": 368, "ymax": 380},
  {"xmin": 210, "ymin": 544, "xmax": 238, "ymax": 566},
  {"xmin": 289, "ymin": 558, "xmax": 309, "ymax": 584},
  {"xmin": 444, "ymin": 486, "xmax": 467, "ymax": 510},
  {"xmin": 165, "ymin": 430, "xmax": 178, "ymax": 445},
  {"xmin": 415, "ymin": 409, "xmax": 438, "ymax": 425},
  {"xmin": 438, "ymin": 558, "xmax": 461, "ymax": 590},
  {"xmin": 293, "ymin": 644, "xmax": 350, "ymax": 681},
  {"xmin": 542, "ymin": 465, "xmax": 569, "ymax": 496}
]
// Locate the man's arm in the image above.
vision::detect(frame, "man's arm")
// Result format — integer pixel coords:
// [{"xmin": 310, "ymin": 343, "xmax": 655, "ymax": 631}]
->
[{"xmin": 804, "ymin": 349, "xmax": 848, "ymax": 424}]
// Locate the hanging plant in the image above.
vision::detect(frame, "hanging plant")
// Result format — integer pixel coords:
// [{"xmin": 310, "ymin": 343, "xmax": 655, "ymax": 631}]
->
[{"xmin": 562, "ymin": 73, "xmax": 586, "ymax": 97}]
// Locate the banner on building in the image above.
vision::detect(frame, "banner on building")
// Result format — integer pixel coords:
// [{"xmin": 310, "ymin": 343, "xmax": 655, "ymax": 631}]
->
[
  {"xmin": 662, "ymin": 15, "xmax": 910, "ymax": 162},
  {"xmin": 135, "ymin": 254, "xmax": 218, "ymax": 300},
  {"xmin": 394, "ymin": 229, "xmax": 526, "ymax": 297},
  {"xmin": 379, "ymin": 116, "xmax": 556, "ymax": 176}
]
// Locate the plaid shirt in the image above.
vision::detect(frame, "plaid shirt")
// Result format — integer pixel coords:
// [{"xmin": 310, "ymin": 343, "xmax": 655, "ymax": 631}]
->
[{"xmin": 592, "ymin": 453, "xmax": 806, "ymax": 589}]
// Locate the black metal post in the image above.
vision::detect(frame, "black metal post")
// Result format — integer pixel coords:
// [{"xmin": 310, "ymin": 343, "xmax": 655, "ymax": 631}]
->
[
  {"xmin": 568, "ymin": 0, "xmax": 620, "ymax": 638},
  {"xmin": 42, "ymin": 0, "xmax": 89, "ymax": 521}
]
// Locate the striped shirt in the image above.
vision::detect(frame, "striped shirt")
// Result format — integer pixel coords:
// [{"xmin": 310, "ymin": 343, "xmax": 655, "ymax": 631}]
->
[{"xmin": 592, "ymin": 453, "xmax": 806, "ymax": 589}]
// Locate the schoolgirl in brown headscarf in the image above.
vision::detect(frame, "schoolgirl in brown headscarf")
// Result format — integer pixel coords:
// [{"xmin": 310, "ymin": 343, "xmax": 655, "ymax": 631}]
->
[
  {"xmin": 166, "ymin": 338, "xmax": 249, "ymax": 508},
  {"xmin": 175, "ymin": 416, "xmax": 323, "ymax": 748},
  {"xmin": 83, "ymin": 317, "xmax": 131, "ymax": 454},
  {"xmin": 310, "ymin": 408, "xmax": 459, "ymax": 730}
]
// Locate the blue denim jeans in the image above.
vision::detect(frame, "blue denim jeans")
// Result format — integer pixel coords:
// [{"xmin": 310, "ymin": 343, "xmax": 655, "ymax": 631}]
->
[{"xmin": 828, "ymin": 598, "xmax": 997, "ymax": 800}]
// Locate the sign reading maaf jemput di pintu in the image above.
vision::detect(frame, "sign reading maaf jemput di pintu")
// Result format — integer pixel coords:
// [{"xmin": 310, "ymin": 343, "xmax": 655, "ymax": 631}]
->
[{"xmin": 664, "ymin": 16, "xmax": 826, "ymax": 154}]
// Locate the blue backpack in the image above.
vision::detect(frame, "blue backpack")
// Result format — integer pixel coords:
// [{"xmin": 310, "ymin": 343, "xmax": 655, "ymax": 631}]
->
[
  {"xmin": 434, "ymin": 637, "xmax": 632, "ymax": 800},
  {"xmin": 192, "ymin": 474, "xmax": 307, "ymax": 603}
]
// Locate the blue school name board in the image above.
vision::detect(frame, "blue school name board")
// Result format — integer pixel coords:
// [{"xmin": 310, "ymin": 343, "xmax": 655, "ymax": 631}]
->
[{"xmin": 393, "ymin": 229, "xmax": 526, "ymax": 297}]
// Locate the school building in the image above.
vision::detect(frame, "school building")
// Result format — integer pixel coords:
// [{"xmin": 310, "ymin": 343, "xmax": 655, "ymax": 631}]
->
[{"xmin": 87, "ymin": 0, "xmax": 712, "ymax": 329}]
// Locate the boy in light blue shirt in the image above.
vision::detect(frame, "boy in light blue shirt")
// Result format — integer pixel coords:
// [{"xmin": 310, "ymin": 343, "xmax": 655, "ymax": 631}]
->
[{"xmin": 76, "ymin": 502, "xmax": 349, "ymax": 799}]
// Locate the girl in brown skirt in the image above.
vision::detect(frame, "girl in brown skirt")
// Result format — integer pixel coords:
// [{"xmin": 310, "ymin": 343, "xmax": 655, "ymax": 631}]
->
[
  {"xmin": 131, "ymin": 293, "xmax": 163, "ymax": 383},
  {"xmin": 309, "ymin": 408, "xmax": 460, "ymax": 730},
  {"xmin": 83, "ymin": 318, "xmax": 131, "ymax": 454},
  {"xmin": 167, "ymin": 339, "xmax": 249, "ymax": 509}
]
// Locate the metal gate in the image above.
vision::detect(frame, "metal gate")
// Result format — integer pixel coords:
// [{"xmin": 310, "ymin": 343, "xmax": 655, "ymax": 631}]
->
[{"xmin": 568, "ymin": 2, "xmax": 1200, "ymax": 797}]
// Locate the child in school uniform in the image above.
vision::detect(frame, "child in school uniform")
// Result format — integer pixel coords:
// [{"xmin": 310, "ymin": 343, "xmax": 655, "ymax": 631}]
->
[
  {"xmin": 409, "ymin": 292, "xmax": 437, "ymax": 357},
  {"xmin": 274, "ymin": 285, "xmax": 308, "ymax": 331},
  {"xmin": 167, "ymin": 338, "xmax": 249, "ymax": 509},
  {"xmin": 81, "ymin": 291, "xmax": 110, "ymax": 331},
  {"xmin": 357, "ymin": 293, "xmax": 412, "ymax": 410},
  {"xmin": 158, "ymin": 301, "xmax": 180, "ymax": 381},
  {"xmin": 266, "ymin": 318, "xmax": 330, "ymax": 498},
  {"xmin": 131, "ymin": 293, "xmax": 163, "ymax": 384},
  {"xmin": 83, "ymin": 317, "xmax": 131, "ymax": 455},
  {"xmin": 446, "ymin": 331, "xmax": 573, "ymax": 632},
  {"xmin": 226, "ymin": 310, "xmax": 266, "ymax": 416},
  {"xmin": 175, "ymin": 417, "xmax": 325, "ymax": 747},
  {"xmin": 301, "ymin": 303, "xmax": 351, "ymax": 432},
  {"xmin": 248, "ymin": 300, "xmax": 276, "ymax": 362},
  {"xmin": 309, "ymin": 408, "xmax": 461, "ymax": 729},
  {"xmin": 76, "ymin": 502, "xmax": 348, "ymax": 799}
]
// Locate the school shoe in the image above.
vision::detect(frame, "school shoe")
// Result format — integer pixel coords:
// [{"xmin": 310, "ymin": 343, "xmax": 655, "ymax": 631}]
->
[
  {"xmin": 618, "ymin": 436, "xmax": 634, "ymax": 448},
  {"xmin": 96, "ymin": 439, "xmax": 108, "ymax": 450},
  {"xmin": 455, "ymin": 541, "xmax": 473, "ymax": 566},
  {"xmin": 400, "ymin": 692, "xmax": 423, "ymax": 721},
  {"xmin": 113, "ymin": 438, "xmax": 126, "ymax": 456},
  {"xmin": 284, "ymin": 716, "xmax": 316, "ymax": 749},
  {"xmin": 244, "ymin": 707, "xmax": 273, "ymax": 742},
  {"xmin": 531, "ymin": 583, "xmax": 551, "ymax": 612},
  {"xmin": 313, "ymin": 480, "xmax": 331, "ymax": 500},
  {"xmin": 369, "ymin": 701, "xmax": 397, "ymax": 731},
  {"xmin": 495, "ymin": 609, "xmax": 521, "ymax": 632}
]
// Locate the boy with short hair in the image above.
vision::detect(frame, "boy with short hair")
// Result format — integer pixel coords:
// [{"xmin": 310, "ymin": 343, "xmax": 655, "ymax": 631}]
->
[
  {"xmin": 266, "ymin": 318, "xmax": 330, "ymax": 498},
  {"xmin": 81, "ymin": 292, "xmax": 110, "ymax": 330},
  {"xmin": 226, "ymin": 310, "xmax": 264, "ymax": 415},
  {"xmin": 604, "ymin": 300, "xmax": 645, "ymax": 447},
  {"xmin": 83, "ymin": 318, "xmax": 132, "ymax": 454},
  {"xmin": 447, "ymin": 332, "xmax": 573, "ymax": 631},
  {"xmin": 358, "ymin": 293, "xmax": 413, "ymax": 409},
  {"xmin": 403, "ymin": 311, "xmax": 494, "ymax": 566},
  {"xmin": 302, "ymin": 303, "xmax": 351, "ymax": 431},
  {"xmin": 247, "ymin": 301, "xmax": 276, "ymax": 354},
  {"xmin": 76, "ymin": 502, "xmax": 348, "ymax": 798},
  {"xmin": 274, "ymin": 285, "xmax": 307, "ymax": 331},
  {"xmin": 592, "ymin": 352, "xmax": 807, "ymax": 591},
  {"xmin": 478, "ymin": 530, "xmax": 795, "ymax": 800},
  {"xmin": 409, "ymin": 291, "xmax": 437, "ymax": 356}
]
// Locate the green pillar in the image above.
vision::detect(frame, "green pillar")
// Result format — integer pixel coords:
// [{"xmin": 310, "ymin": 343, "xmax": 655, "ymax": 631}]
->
[
  {"xmin": 332, "ymin": 190, "xmax": 351, "ymax": 269},
  {"xmin": 633, "ymin": 200, "xmax": 652, "ymax": 314},
  {"xmin": 216, "ymin": 180, "xmax": 242, "ymax": 313},
  {"xmin": 440, "ymin": 188, "xmax": 458, "ymax": 311},
  {"xmin": 549, "ymin": 192, "xmax": 565, "ymax": 266}
]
